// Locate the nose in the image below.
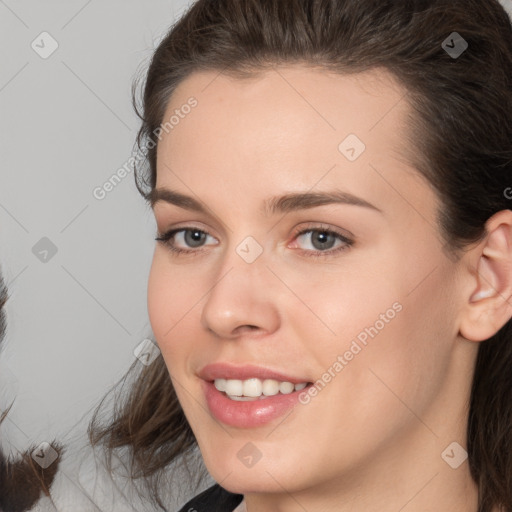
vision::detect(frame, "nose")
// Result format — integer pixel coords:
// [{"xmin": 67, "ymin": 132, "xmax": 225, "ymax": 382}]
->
[{"xmin": 200, "ymin": 251, "xmax": 281, "ymax": 340}]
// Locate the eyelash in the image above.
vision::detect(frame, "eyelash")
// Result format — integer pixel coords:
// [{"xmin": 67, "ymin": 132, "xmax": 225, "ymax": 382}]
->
[{"xmin": 155, "ymin": 224, "xmax": 354, "ymax": 259}]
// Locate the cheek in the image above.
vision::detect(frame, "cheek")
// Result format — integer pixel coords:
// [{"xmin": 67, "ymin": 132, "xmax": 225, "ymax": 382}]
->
[
  {"xmin": 289, "ymin": 270, "xmax": 458, "ymax": 472},
  {"xmin": 329, "ymin": 265, "xmax": 459, "ymax": 429},
  {"xmin": 273, "ymin": 252, "xmax": 402, "ymax": 358},
  {"xmin": 300, "ymin": 246, "xmax": 458, "ymax": 410}
]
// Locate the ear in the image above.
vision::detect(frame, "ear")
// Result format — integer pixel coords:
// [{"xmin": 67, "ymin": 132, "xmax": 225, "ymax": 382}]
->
[{"xmin": 459, "ymin": 209, "xmax": 512, "ymax": 342}]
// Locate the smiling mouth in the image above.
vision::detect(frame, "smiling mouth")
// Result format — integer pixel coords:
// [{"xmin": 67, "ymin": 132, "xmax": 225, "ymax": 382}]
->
[{"xmin": 213, "ymin": 377, "xmax": 313, "ymax": 401}]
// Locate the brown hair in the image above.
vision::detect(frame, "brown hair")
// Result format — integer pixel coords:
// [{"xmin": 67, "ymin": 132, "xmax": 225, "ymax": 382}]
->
[{"xmin": 88, "ymin": 1, "xmax": 512, "ymax": 510}]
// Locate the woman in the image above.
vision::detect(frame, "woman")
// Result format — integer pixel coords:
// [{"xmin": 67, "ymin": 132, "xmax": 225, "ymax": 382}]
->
[{"xmin": 89, "ymin": 0, "xmax": 512, "ymax": 511}]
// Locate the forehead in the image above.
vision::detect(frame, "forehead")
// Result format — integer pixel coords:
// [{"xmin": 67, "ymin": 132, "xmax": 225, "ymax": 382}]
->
[
  {"xmin": 167, "ymin": 65, "xmax": 407, "ymax": 124},
  {"xmin": 157, "ymin": 65, "xmax": 411, "ymax": 170},
  {"xmin": 154, "ymin": 65, "xmax": 435, "ymax": 225}
]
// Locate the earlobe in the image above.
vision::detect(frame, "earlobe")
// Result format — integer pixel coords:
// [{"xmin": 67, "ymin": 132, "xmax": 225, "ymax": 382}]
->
[{"xmin": 459, "ymin": 210, "xmax": 512, "ymax": 342}]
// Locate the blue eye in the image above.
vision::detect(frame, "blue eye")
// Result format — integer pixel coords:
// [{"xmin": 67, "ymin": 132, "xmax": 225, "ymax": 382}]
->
[
  {"xmin": 155, "ymin": 228, "xmax": 215, "ymax": 256},
  {"xmin": 155, "ymin": 225, "xmax": 354, "ymax": 258},
  {"xmin": 293, "ymin": 228, "xmax": 352, "ymax": 256}
]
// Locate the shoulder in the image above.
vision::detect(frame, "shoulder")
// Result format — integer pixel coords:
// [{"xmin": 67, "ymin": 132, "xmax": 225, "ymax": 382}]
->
[{"xmin": 177, "ymin": 483, "xmax": 243, "ymax": 512}]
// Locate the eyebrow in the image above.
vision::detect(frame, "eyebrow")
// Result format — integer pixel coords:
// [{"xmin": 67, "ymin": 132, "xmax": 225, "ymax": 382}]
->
[{"xmin": 149, "ymin": 187, "xmax": 382, "ymax": 216}]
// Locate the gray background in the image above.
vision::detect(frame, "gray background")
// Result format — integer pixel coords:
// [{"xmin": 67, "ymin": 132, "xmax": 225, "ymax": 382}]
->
[
  {"xmin": 0, "ymin": 0, "xmax": 511, "ymax": 508},
  {"xmin": 0, "ymin": 0, "xmax": 193, "ymax": 454}
]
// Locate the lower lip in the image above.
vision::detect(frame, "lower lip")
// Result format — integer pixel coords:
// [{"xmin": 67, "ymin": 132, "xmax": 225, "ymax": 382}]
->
[{"xmin": 202, "ymin": 380, "xmax": 309, "ymax": 428}]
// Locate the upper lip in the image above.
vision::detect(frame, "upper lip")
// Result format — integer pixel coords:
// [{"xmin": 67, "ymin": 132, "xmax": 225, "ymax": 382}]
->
[{"xmin": 199, "ymin": 363, "xmax": 310, "ymax": 384}]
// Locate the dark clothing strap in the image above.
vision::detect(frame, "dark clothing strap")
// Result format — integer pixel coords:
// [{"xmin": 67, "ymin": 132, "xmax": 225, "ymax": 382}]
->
[{"xmin": 177, "ymin": 484, "xmax": 244, "ymax": 512}]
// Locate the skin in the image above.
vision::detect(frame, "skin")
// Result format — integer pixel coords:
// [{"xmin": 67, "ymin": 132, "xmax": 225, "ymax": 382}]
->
[{"xmin": 147, "ymin": 65, "xmax": 512, "ymax": 512}]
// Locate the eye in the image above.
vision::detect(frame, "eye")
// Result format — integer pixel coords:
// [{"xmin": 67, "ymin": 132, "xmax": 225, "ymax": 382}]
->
[
  {"xmin": 290, "ymin": 224, "xmax": 354, "ymax": 258},
  {"xmin": 155, "ymin": 224, "xmax": 354, "ymax": 258},
  {"xmin": 155, "ymin": 227, "xmax": 217, "ymax": 255}
]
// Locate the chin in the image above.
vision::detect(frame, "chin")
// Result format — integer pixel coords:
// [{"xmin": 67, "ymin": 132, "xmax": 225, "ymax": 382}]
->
[
  {"xmin": 214, "ymin": 469, "xmax": 292, "ymax": 495},
  {"xmin": 201, "ymin": 443, "xmax": 308, "ymax": 495}
]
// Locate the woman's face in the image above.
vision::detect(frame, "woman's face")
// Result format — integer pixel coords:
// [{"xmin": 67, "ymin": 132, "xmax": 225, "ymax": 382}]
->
[{"xmin": 148, "ymin": 66, "xmax": 476, "ymax": 497}]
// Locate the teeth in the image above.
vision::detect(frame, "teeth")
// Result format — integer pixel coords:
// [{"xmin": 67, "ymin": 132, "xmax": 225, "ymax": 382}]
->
[
  {"xmin": 262, "ymin": 379, "xmax": 280, "ymax": 396},
  {"xmin": 279, "ymin": 381, "xmax": 295, "ymax": 394},
  {"xmin": 243, "ymin": 378, "xmax": 263, "ymax": 397},
  {"xmin": 214, "ymin": 378, "xmax": 227, "ymax": 392},
  {"xmin": 214, "ymin": 378, "xmax": 308, "ymax": 399},
  {"xmin": 224, "ymin": 379, "xmax": 243, "ymax": 396}
]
